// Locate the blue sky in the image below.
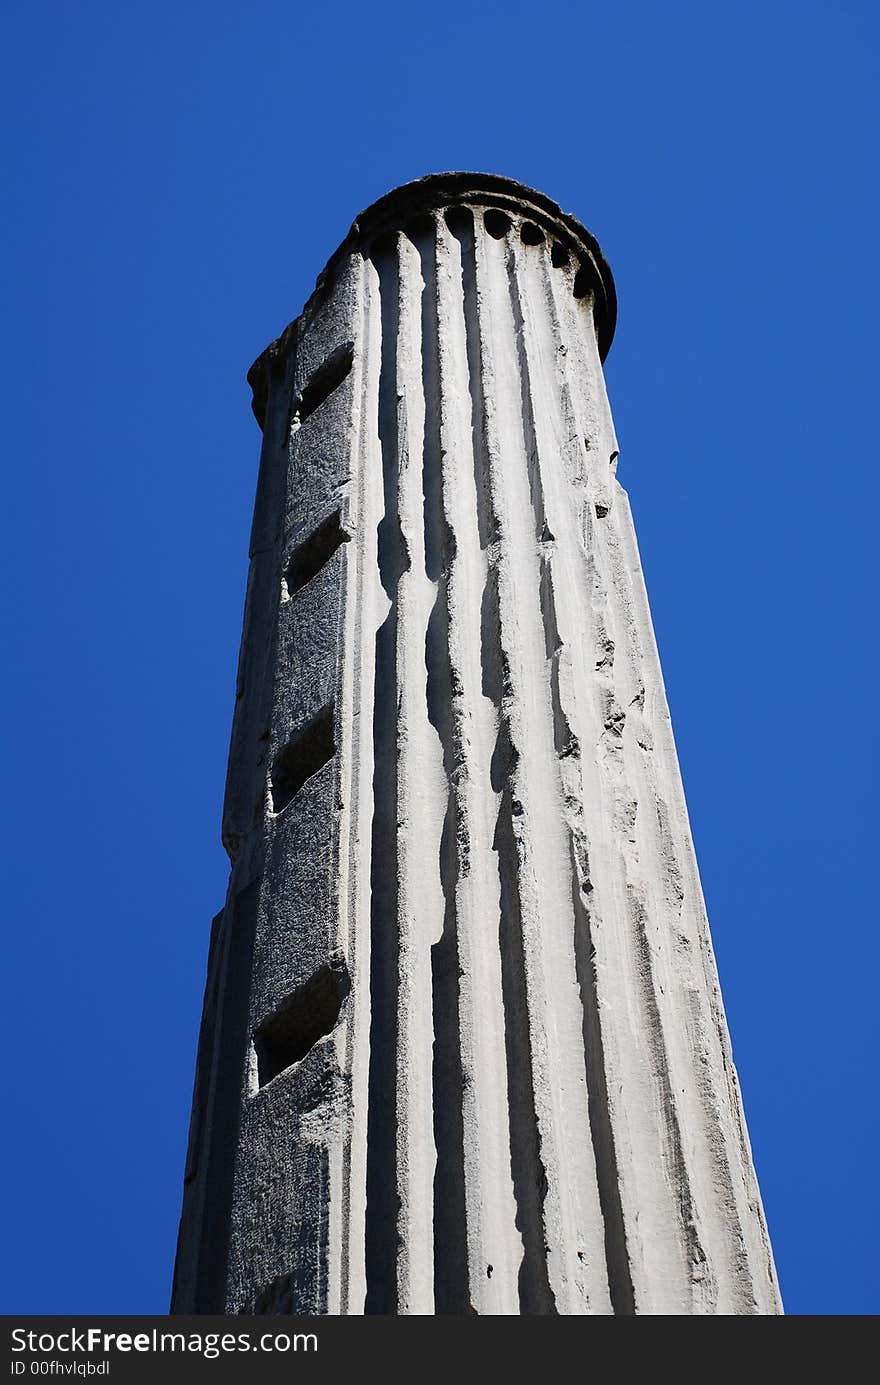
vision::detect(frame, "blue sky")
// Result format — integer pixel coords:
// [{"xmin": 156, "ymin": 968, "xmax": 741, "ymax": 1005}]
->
[{"xmin": 2, "ymin": 1, "xmax": 876, "ymax": 1315}]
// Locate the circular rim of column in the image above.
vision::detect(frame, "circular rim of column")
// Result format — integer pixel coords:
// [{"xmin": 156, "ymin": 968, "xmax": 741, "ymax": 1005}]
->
[
  {"xmin": 249, "ymin": 171, "xmax": 617, "ymax": 427},
  {"xmin": 349, "ymin": 172, "xmax": 616, "ymax": 361}
]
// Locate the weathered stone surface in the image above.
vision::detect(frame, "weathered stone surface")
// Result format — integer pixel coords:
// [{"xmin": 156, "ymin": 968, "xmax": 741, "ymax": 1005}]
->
[{"xmin": 172, "ymin": 173, "xmax": 782, "ymax": 1316}]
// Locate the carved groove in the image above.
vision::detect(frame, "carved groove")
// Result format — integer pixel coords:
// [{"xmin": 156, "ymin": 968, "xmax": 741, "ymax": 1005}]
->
[
  {"xmin": 415, "ymin": 220, "xmax": 471, "ymax": 1313},
  {"xmin": 291, "ymin": 341, "xmax": 354, "ymax": 428},
  {"xmin": 284, "ymin": 509, "xmax": 350, "ymax": 597},
  {"xmin": 364, "ymin": 236, "xmax": 402, "ymax": 1316},
  {"xmin": 254, "ymin": 955, "xmax": 352, "ymax": 1088},
  {"xmin": 269, "ymin": 702, "xmax": 335, "ymax": 815}
]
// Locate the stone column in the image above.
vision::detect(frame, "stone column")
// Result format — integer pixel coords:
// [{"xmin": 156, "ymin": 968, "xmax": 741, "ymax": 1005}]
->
[{"xmin": 172, "ymin": 174, "xmax": 782, "ymax": 1316}]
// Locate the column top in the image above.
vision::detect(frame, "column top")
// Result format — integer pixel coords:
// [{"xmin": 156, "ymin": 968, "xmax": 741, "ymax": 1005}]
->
[{"xmin": 249, "ymin": 172, "xmax": 616, "ymax": 426}]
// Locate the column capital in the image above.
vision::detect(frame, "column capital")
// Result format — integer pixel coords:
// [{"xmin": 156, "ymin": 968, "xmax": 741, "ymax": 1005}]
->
[{"xmin": 249, "ymin": 172, "xmax": 616, "ymax": 429}]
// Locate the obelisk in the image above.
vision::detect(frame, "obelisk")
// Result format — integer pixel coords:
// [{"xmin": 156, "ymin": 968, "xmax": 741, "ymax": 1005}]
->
[{"xmin": 172, "ymin": 173, "xmax": 781, "ymax": 1315}]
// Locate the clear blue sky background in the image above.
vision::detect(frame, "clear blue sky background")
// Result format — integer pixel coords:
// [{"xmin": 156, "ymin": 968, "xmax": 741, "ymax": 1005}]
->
[{"xmin": 2, "ymin": 1, "xmax": 876, "ymax": 1316}]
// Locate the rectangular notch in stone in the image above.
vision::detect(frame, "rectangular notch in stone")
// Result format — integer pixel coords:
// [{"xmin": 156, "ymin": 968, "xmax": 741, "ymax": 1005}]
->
[
  {"xmin": 254, "ymin": 955, "xmax": 351, "ymax": 1088},
  {"xmin": 291, "ymin": 341, "xmax": 354, "ymax": 428},
  {"xmin": 284, "ymin": 508, "xmax": 350, "ymax": 598},
  {"xmin": 270, "ymin": 702, "xmax": 335, "ymax": 815}
]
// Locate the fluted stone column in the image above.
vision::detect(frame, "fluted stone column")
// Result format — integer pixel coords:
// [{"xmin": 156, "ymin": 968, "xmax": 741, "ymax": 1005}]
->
[{"xmin": 172, "ymin": 173, "xmax": 782, "ymax": 1316}]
